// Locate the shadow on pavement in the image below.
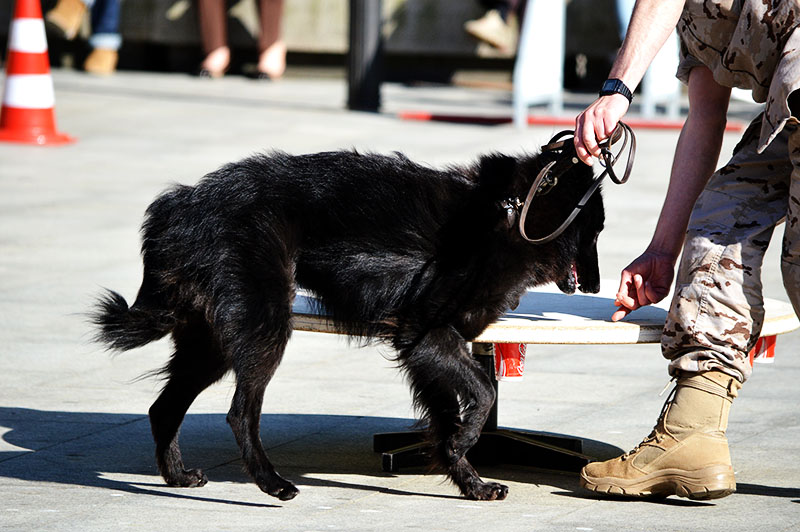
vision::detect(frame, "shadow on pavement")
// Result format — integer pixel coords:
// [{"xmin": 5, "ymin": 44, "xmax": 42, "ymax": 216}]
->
[{"xmin": 0, "ymin": 406, "xmax": 646, "ymax": 504}]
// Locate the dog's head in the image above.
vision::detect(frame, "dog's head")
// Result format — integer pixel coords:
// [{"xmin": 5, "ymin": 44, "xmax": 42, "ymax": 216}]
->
[{"xmin": 508, "ymin": 153, "xmax": 605, "ymax": 295}]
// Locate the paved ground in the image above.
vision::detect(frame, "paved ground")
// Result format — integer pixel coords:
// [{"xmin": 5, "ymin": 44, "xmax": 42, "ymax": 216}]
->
[{"xmin": 1, "ymin": 68, "xmax": 798, "ymax": 532}]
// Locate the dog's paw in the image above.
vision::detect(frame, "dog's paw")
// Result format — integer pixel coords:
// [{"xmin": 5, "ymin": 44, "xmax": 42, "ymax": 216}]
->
[
  {"xmin": 467, "ymin": 481, "xmax": 509, "ymax": 501},
  {"xmin": 165, "ymin": 468, "xmax": 208, "ymax": 488},
  {"xmin": 259, "ymin": 477, "xmax": 299, "ymax": 501},
  {"xmin": 272, "ymin": 484, "xmax": 299, "ymax": 501}
]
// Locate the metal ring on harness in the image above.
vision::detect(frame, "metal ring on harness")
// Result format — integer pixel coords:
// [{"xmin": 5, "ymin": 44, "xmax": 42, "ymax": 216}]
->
[{"xmin": 517, "ymin": 122, "xmax": 636, "ymax": 244}]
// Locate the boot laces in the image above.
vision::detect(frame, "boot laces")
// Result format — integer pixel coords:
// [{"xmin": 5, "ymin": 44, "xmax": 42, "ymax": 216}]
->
[{"xmin": 621, "ymin": 382, "xmax": 676, "ymax": 461}]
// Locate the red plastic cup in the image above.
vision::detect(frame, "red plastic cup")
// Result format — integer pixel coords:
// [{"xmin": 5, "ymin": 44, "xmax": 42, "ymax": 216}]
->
[
  {"xmin": 748, "ymin": 335, "xmax": 776, "ymax": 367},
  {"xmin": 494, "ymin": 343, "xmax": 526, "ymax": 381}
]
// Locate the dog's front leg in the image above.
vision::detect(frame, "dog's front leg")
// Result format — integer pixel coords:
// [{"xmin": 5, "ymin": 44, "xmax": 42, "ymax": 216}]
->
[{"xmin": 397, "ymin": 326, "xmax": 508, "ymax": 501}]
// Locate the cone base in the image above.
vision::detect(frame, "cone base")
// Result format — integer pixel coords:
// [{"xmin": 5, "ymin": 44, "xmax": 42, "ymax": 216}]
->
[{"xmin": 0, "ymin": 127, "xmax": 75, "ymax": 145}]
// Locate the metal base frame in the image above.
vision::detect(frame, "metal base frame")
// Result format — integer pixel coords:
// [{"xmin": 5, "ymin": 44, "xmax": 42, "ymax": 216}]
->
[{"xmin": 373, "ymin": 343, "xmax": 592, "ymax": 473}]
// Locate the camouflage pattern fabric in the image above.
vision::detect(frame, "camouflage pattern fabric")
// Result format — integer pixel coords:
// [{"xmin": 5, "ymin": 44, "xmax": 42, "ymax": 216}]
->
[
  {"xmin": 663, "ymin": 115, "xmax": 800, "ymax": 383},
  {"xmin": 677, "ymin": 1, "xmax": 800, "ymax": 152}
]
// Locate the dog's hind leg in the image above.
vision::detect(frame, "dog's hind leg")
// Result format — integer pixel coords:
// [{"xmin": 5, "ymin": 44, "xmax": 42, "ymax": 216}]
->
[
  {"xmin": 149, "ymin": 314, "xmax": 228, "ymax": 488},
  {"xmin": 224, "ymin": 296, "xmax": 299, "ymax": 501},
  {"xmin": 398, "ymin": 327, "xmax": 508, "ymax": 501}
]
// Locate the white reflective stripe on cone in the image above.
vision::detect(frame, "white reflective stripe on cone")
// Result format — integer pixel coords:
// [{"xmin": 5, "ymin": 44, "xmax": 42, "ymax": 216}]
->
[
  {"xmin": 9, "ymin": 19, "xmax": 49, "ymax": 54},
  {"xmin": 2, "ymin": 75, "xmax": 56, "ymax": 108}
]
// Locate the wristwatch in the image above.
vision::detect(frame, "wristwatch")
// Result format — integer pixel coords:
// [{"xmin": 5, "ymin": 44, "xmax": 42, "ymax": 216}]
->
[{"xmin": 599, "ymin": 79, "xmax": 633, "ymax": 103}]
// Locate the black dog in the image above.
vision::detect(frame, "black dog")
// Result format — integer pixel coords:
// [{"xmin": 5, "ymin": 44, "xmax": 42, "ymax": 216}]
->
[{"xmin": 93, "ymin": 147, "xmax": 604, "ymax": 501}]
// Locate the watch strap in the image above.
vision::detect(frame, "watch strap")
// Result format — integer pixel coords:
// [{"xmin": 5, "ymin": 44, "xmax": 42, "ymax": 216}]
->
[{"xmin": 599, "ymin": 78, "xmax": 633, "ymax": 102}]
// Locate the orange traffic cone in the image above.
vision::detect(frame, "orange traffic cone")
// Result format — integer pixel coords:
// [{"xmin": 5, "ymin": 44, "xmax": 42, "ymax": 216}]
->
[{"xmin": 0, "ymin": 0, "xmax": 75, "ymax": 145}]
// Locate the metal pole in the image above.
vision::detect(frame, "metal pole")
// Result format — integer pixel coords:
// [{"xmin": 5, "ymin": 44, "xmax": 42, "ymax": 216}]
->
[
  {"xmin": 472, "ymin": 343, "xmax": 499, "ymax": 432},
  {"xmin": 347, "ymin": 0, "xmax": 382, "ymax": 112}
]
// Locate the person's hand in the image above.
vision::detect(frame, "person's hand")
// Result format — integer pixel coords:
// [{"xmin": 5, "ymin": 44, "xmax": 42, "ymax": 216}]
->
[
  {"xmin": 574, "ymin": 94, "xmax": 631, "ymax": 165},
  {"xmin": 611, "ymin": 250, "xmax": 676, "ymax": 322}
]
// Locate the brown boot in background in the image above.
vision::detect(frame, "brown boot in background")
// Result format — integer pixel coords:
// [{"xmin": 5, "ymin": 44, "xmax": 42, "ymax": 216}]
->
[
  {"xmin": 581, "ymin": 370, "xmax": 741, "ymax": 500},
  {"xmin": 464, "ymin": 9, "xmax": 514, "ymax": 53},
  {"xmin": 83, "ymin": 48, "xmax": 118, "ymax": 75},
  {"xmin": 45, "ymin": 0, "xmax": 87, "ymax": 40}
]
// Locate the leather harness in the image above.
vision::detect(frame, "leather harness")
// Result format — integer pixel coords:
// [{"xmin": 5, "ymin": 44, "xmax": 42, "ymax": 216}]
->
[{"xmin": 502, "ymin": 122, "xmax": 636, "ymax": 245}]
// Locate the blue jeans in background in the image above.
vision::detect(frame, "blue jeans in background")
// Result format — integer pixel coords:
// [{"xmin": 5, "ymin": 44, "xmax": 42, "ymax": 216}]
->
[{"xmin": 84, "ymin": 0, "xmax": 122, "ymax": 51}]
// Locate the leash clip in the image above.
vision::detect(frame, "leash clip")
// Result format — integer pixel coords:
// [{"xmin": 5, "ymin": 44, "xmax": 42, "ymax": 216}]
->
[
  {"xmin": 500, "ymin": 197, "xmax": 524, "ymax": 213},
  {"xmin": 535, "ymin": 163, "xmax": 559, "ymax": 196},
  {"xmin": 499, "ymin": 197, "xmax": 524, "ymax": 226}
]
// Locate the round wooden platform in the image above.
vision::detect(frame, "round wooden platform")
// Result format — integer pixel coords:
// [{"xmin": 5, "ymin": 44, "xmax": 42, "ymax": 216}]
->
[{"xmin": 291, "ymin": 281, "xmax": 799, "ymax": 345}]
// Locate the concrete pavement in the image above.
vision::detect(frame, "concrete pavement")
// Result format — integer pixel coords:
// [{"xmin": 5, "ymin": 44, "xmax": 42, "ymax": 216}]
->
[{"xmin": 0, "ymin": 69, "xmax": 798, "ymax": 531}]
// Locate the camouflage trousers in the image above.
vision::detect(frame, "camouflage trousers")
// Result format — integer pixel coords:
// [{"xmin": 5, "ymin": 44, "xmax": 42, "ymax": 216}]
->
[{"xmin": 663, "ymin": 114, "xmax": 800, "ymax": 383}]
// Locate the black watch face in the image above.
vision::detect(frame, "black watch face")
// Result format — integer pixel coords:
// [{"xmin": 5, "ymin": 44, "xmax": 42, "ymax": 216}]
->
[{"xmin": 601, "ymin": 80, "xmax": 630, "ymax": 100}]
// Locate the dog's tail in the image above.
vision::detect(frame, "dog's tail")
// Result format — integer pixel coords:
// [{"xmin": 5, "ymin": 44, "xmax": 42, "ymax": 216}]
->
[{"xmin": 91, "ymin": 289, "xmax": 174, "ymax": 351}]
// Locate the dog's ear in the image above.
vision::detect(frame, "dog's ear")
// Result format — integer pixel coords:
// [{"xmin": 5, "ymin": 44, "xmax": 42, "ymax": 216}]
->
[{"xmin": 474, "ymin": 154, "xmax": 519, "ymax": 196}]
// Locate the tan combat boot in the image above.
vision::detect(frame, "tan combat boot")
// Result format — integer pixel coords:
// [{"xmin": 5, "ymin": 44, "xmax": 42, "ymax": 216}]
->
[
  {"xmin": 45, "ymin": 0, "xmax": 87, "ymax": 41},
  {"xmin": 581, "ymin": 370, "xmax": 741, "ymax": 500}
]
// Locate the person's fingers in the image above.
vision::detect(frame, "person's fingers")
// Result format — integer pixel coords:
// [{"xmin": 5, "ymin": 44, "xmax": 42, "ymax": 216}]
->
[
  {"xmin": 575, "ymin": 142, "xmax": 593, "ymax": 165},
  {"xmin": 588, "ymin": 120, "xmax": 606, "ymax": 158},
  {"xmin": 633, "ymin": 273, "xmax": 652, "ymax": 307},
  {"xmin": 603, "ymin": 115, "xmax": 619, "ymax": 144},
  {"xmin": 615, "ymin": 273, "xmax": 637, "ymax": 309},
  {"xmin": 575, "ymin": 95, "xmax": 630, "ymax": 165},
  {"xmin": 583, "ymin": 119, "xmax": 603, "ymax": 157},
  {"xmin": 616, "ymin": 269, "xmax": 632, "ymax": 291},
  {"xmin": 574, "ymin": 116, "xmax": 594, "ymax": 165},
  {"xmin": 614, "ymin": 292, "xmax": 636, "ymax": 308},
  {"xmin": 611, "ymin": 305, "xmax": 633, "ymax": 322},
  {"xmin": 579, "ymin": 114, "xmax": 602, "ymax": 159},
  {"xmin": 576, "ymin": 116, "xmax": 598, "ymax": 165}
]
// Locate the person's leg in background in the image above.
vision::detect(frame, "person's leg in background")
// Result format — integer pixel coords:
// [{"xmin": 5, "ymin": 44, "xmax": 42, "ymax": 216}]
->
[
  {"xmin": 582, "ymin": 115, "xmax": 794, "ymax": 499},
  {"xmin": 46, "ymin": 0, "xmax": 90, "ymax": 41},
  {"xmin": 197, "ymin": 0, "xmax": 230, "ymax": 78},
  {"xmin": 84, "ymin": 0, "xmax": 122, "ymax": 75},
  {"xmin": 256, "ymin": 0, "xmax": 286, "ymax": 80}
]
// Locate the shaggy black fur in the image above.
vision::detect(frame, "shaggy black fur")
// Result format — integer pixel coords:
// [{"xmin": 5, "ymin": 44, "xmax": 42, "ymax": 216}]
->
[{"xmin": 92, "ymin": 148, "xmax": 604, "ymax": 501}]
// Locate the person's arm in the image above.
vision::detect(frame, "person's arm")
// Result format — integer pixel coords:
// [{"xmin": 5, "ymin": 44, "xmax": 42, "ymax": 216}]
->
[
  {"xmin": 611, "ymin": 66, "xmax": 731, "ymax": 321},
  {"xmin": 574, "ymin": 0, "xmax": 686, "ymax": 165}
]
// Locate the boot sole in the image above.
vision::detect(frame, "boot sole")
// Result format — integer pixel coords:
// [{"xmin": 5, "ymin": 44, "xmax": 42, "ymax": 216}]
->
[
  {"xmin": 464, "ymin": 26, "xmax": 512, "ymax": 51},
  {"xmin": 580, "ymin": 464, "xmax": 736, "ymax": 500}
]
